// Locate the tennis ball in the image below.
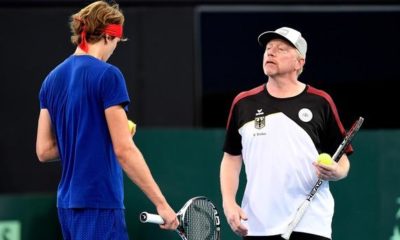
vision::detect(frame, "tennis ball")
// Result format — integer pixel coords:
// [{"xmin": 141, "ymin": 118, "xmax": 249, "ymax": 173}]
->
[
  {"xmin": 128, "ymin": 120, "xmax": 136, "ymax": 136},
  {"xmin": 317, "ymin": 153, "xmax": 333, "ymax": 165}
]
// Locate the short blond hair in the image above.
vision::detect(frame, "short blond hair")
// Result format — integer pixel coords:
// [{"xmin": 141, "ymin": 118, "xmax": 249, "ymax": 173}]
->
[
  {"xmin": 296, "ymin": 50, "xmax": 305, "ymax": 76},
  {"xmin": 69, "ymin": 1, "xmax": 125, "ymax": 46}
]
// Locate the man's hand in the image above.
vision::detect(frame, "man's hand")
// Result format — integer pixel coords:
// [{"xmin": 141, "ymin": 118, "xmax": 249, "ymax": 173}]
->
[
  {"xmin": 313, "ymin": 153, "xmax": 350, "ymax": 181},
  {"xmin": 314, "ymin": 161, "xmax": 339, "ymax": 180},
  {"xmin": 223, "ymin": 202, "xmax": 248, "ymax": 236},
  {"xmin": 157, "ymin": 204, "xmax": 179, "ymax": 230}
]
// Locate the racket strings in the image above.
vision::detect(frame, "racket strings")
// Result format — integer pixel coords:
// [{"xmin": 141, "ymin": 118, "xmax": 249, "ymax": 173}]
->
[{"xmin": 184, "ymin": 199, "xmax": 219, "ymax": 240}]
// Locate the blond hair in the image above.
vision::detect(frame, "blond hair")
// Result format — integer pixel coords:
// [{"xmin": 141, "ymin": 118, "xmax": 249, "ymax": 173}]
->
[
  {"xmin": 69, "ymin": 1, "xmax": 125, "ymax": 46},
  {"xmin": 296, "ymin": 50, "xmax": 305, "ymax": 76}
]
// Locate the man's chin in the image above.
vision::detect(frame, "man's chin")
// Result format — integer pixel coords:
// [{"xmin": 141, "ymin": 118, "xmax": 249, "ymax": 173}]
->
[{"xmin": 264, "ymin": 70, "xmax": 276, "ymax": 77}]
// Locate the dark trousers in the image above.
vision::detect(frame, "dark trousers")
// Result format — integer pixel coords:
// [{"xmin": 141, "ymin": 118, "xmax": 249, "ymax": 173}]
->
[{"xmin": 243, "ymin": 232, "xmax": 330, "ymax": 240}]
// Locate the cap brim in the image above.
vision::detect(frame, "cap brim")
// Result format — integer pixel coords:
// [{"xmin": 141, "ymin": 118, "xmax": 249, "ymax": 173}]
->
[{"xmin": 257, "ymin": 31, "xmax": 295, "ymax": 48}]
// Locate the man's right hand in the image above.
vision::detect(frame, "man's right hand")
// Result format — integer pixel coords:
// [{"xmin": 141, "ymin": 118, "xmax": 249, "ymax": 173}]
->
[
  {"xmin": 157, "ymin": 204, "xmax": 179, "ymax": 230},
  {"xmin": 223, "ymin": 202, "xmax": 248, "ymax": 236}
]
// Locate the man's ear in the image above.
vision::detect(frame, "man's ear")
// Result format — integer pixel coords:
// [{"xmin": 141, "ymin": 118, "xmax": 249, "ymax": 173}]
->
[
  {"xmin": 297, "ymin": 58, "xmax": 305, "ymax": 67},
  {"xmin": 104, "ymin": 35, "xmax": 112, "ymax": 44}
]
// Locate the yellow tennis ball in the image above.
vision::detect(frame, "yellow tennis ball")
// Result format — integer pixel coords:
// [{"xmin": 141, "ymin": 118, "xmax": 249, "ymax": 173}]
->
[
  {"xmin": 317, "ymin": 153, "xmax": 333, "ymax": 165},
  {"xmin": 128, "ymin": 120, "xmax": 136, "ymax": 136}
]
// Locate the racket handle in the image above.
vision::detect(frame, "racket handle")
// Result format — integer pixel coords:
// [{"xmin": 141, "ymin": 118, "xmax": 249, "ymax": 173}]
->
[
  {"xmin": 139, "ymin": 212, "xmax": 165, "ymax": 224},
  {"xmin": 281, "ymin": 200, "xmax": 310, "ymax": 240}
]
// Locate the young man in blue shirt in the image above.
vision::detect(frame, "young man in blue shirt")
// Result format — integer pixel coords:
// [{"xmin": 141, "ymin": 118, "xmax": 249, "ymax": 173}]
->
[{"xmin": 36, "ymin": 1, "xmax": 178, "ymax": 239}]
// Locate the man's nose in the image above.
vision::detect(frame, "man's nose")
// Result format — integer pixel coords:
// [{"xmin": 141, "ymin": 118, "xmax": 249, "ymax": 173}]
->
[
  {"xmin": 267, "ymin": 47, "xmax": 276, "ymax": 55},
  {"xmin": 266, "ymin": 47, "xmax": 276, "ymax": 56}
]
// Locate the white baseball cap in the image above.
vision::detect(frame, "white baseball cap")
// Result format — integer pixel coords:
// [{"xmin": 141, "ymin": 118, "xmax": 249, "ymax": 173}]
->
[{"xmin": 258, "ymin": 27, "xmax": 307, "ymax": 58}]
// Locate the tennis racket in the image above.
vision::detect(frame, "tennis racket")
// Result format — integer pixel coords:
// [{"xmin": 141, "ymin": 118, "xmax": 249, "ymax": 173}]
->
[
  {"xmin": 281, "ymin": 116, "xmax": 364, "ymax": 239},
  {"xmin": 140, "ymin": 196, "xmax": 221, "ymax": 240}
]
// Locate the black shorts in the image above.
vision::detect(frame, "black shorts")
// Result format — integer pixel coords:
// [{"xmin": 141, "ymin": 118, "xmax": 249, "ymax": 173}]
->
[{"xmin": 243, "ymin": 232, "xmax": 330, "ymax": 240}]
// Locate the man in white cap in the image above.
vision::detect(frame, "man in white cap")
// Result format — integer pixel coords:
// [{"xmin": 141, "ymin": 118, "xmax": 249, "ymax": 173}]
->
[{"xmin": 220, "ymin": 27, "xmax": 352, "ymax": 240}]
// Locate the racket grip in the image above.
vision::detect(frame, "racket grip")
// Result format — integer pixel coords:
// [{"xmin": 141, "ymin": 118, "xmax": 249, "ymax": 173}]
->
[
  {"xmin": 139, "ymin": 212, "xmax": 165, "ymax": 224},
  {"xmin": 281, "ymin": 200, "xmax": 310, "ymax": 240},
  {"xmin": 281, "ymin": 230, "xmax": 293, "ymax": 240}
]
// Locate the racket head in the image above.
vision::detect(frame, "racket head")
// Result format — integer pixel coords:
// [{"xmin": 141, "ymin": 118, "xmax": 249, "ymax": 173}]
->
[
  {"xmin": 332, "ymin": 116, "xmax": 364, "ymax": 161},
  {"xmin": 346, "ymin": 117, "xmax": 364, "ymax": 141},
  {"xmin": 177, "ymin": 196, "xmax": 221, "ymax": 240}
]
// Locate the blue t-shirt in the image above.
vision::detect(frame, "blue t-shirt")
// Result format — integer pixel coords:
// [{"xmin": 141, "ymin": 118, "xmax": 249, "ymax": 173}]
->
[{"xmin": 39, "ymin": 55, "xmax": 130, "ymax": 209}]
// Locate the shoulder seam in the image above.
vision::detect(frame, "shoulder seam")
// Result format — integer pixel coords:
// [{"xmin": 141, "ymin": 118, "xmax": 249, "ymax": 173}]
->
[
  {"xmin": 307, "ymin": 85, "xmax": 347, "ymax": 137},
  {"xmin": 226, "ymin": 84, "xmax": 265, "ymax": 129}
]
